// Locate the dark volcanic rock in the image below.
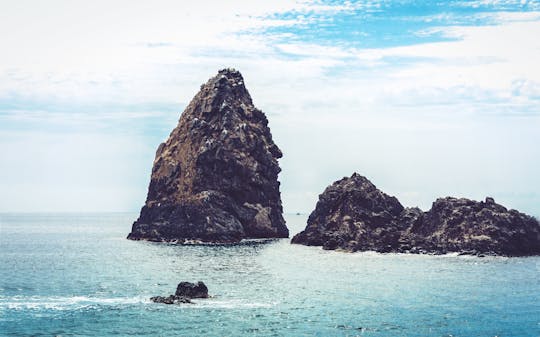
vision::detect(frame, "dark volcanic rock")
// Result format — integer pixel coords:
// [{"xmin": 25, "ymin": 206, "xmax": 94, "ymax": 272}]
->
[
  {"xmin": 415, "ymin": 197, "xmax": 540, "ymax": 256},
  {"xmin": 128, "ymin": 69, "xmax": 288, "ymax": 243},
  {"xmin": 291, "ymin": 173, "xmax": 405, "ymax": 252},
  {"xmin": 150, "ymin": 295, "xmax": 192, "ymax": 304},
  {"xmin": 176, "ymin": 281, "xmax": 208, "ymax": 298},
  {"xmin": 292, "ymin": 173, "xmax": 540, "ymax": 256},
  {"xmin": 151, "ymin": 281, "xmax": 208, "ymax": 305}
]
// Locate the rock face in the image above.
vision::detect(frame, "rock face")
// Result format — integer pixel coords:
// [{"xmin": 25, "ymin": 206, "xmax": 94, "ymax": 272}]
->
[
  {"xmin": 411, "ymin": 197, "xmax": 540, "ymax": 256},
  {"xmin": 128, "ymin": 69, "xmax": 288, "ymax": 243},
  {"xmin": 290, "ymin": 173, "xmax": 407, "ymax": 252},
  {"xmin": 292, "ymin": 173, "xmax": 540, "ymax": 256},
  {"xmin": 151, "ymin": 281, "xmax": 209, "ymax": 305}
]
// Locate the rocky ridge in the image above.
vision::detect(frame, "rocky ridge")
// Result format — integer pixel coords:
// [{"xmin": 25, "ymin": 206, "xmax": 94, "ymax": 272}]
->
[
  {"xmin": 128, "ymin": 69, "xmax": 288, "ymax": 243},
  {"xmin": 292, "ymin": 173, "xmax": 540, "ymax": 256}
]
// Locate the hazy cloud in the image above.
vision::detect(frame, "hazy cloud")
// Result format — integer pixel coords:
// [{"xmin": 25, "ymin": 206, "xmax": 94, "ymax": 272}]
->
[{"xmin": 1, "ymin": 0, "xmax": 539, "ymax": 215}]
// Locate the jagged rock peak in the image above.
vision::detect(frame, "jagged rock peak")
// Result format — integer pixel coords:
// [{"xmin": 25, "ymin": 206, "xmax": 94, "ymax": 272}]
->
[
  {"xmin": 199, "ymin": 68, "xmax": 250, "ymax": 100},
  {"xmin": 327, "ymin": 172, "xmax": 404, "ymax": 216},
  {"xmin": 128, "ymin": 69, "xmax": 288, "ymax": 243},
  {"xmin": 291, "ymin": 173, "xmax": 405, "ymax": 251}
]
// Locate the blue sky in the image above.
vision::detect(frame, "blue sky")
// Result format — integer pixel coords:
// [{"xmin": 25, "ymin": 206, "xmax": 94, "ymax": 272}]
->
[{"xmin": 1, "ymin": 0, "xmax": 539, "ymax": 215}]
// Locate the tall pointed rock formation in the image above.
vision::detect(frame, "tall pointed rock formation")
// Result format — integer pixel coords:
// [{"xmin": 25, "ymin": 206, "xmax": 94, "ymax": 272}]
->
[{"xmin": 128, "ymin": 69, "xmax": 288, "ymax": 243}]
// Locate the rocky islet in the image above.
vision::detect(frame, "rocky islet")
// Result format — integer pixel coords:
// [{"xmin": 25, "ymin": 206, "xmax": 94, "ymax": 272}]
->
[
  {"xmin": 150, "ymin": 281, "xmax": 209, "ymax": 305},
  {"xmin": 292, "ymin": 173, "xmax": 540, "ymax": 256},
  {"xmin": 128, "ymin": 69, "xmax": 288, "ymax": 243}
]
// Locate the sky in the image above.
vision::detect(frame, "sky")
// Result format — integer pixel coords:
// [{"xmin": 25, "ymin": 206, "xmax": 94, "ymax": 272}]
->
[{"xmin": 0, "ymin": 0, "xmax": 539, "ymax": 216}]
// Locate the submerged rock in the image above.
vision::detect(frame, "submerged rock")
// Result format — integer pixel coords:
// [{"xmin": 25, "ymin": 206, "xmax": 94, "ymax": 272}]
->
[
  {"xmin": 128, "ymin": 69, "xmax": 288, "ymax": 243},
  {"xmin": 150, "ymin": 295, "xmax": 192, "ymax": 304},
  {"xmin": 292, "ymin": 173, "xmax": 540, "ymax": 256},
  {"xmin": 151, "ymin": 281, "xmax": 208, "ymax": 305}
]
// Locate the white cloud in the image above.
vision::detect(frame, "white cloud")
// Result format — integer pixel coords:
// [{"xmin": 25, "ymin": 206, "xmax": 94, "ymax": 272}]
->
[{"xmin": 1, "ymin": 1, "xmax": 539, "ymax": 214}]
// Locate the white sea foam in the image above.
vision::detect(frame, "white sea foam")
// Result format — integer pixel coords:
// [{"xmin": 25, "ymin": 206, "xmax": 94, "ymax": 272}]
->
[
  {"xmin": 0, "ymin": 296, "xmax": 276, "ymax": 311},
  {"xmin": 186, "ymin": 298, "xmax": 276, "ymax": 309},
  {"xmin": 0, "ymin": 295, "xmax": 148, "ymax": 310}
]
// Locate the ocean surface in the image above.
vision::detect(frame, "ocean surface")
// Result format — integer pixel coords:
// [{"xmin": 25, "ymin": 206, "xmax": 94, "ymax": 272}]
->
[{"xmin": 0, "ymin": 213, "xmax": 538, "ymax": 337}]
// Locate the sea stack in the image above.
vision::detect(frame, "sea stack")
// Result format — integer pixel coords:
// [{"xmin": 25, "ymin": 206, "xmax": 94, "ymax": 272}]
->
[
  {"xmin": 292, "ymin": 173, "xmax": 540, "ymax": 256},
  {"xmin": 291, "ymin": 173, "xmax": 408, "ymax": 252},
  {"xmin": 128, "ymin": 69, "xmax": 288, "ymax": 243}
]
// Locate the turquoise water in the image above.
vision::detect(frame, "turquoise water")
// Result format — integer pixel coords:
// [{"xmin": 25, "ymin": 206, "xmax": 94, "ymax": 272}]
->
[{"xmin": 0, "ymin": 213, "xmax": 539, "ymax": 336}]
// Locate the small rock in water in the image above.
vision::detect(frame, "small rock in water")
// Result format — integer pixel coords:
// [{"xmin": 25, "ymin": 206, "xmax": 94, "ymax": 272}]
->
[
  {"xmin": 176, "ymin": 281, "xmax": 208, "ymax": 298},
  {"xmin": 151, "ymin": 281, "xmax": 208, "ymax": 305}
]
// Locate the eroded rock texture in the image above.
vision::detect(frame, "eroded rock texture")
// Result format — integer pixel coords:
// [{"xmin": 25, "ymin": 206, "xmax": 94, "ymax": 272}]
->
[
  {"xmin": 128, "ymin": 69, "xmax": 288, "ymax": 243},
  {"xmin": 292, "ymin": 173, "xmax": 540, "ymax": 256},
  {"xmin": 291, "ymin": 173, "xmax": 407, "ymax": 252},
  {"xmin": 409, "ymin": 197, "xmax": 540, "ymax": 256}
]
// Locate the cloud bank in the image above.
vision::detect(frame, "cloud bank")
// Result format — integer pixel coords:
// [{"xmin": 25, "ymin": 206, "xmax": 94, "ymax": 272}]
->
[{"xmin": 1, "ymin": 0, "xmax": 538, "ymax": 215}]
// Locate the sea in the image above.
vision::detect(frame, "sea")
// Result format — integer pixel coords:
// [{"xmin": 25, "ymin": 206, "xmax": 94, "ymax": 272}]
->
[{"xmin": 0, "ymin": 213, "xmax": 538, "ymax": 337}]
